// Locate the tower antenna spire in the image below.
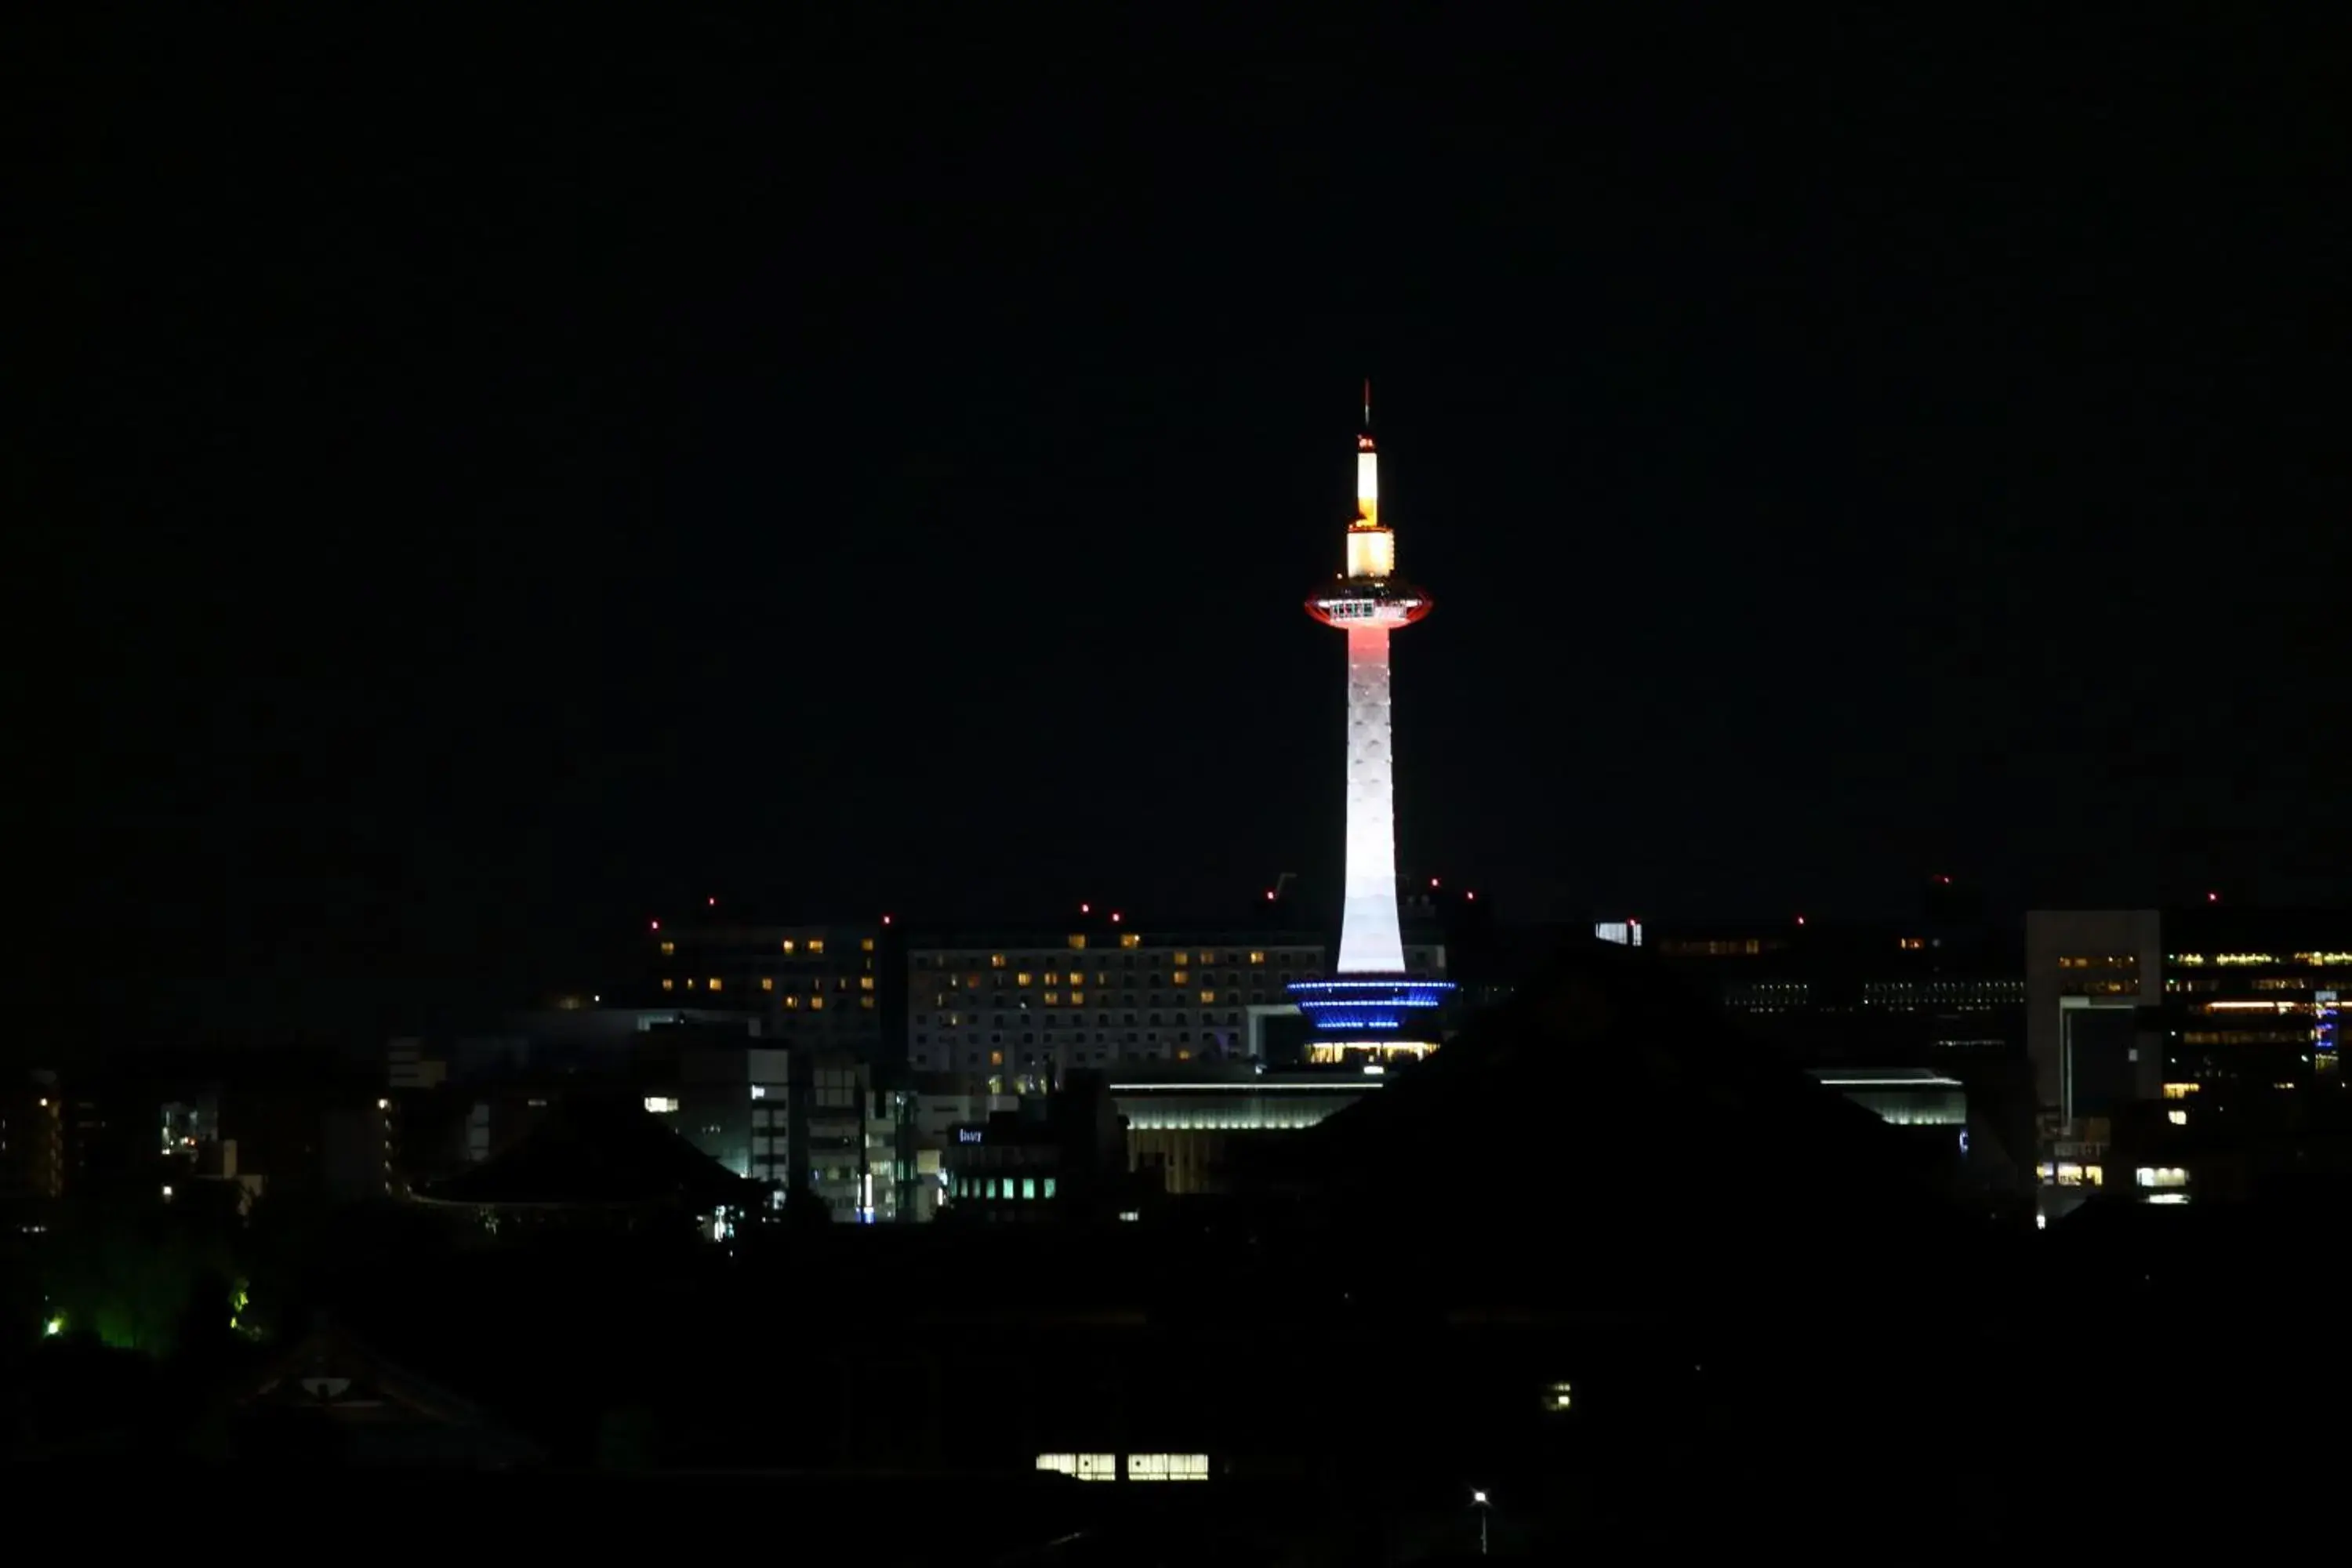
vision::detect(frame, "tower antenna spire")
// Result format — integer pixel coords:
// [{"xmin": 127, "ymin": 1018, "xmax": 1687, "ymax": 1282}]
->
[{"xmin": 1363, "ymin": 377, "xmax": 1372, "ymax": 429}]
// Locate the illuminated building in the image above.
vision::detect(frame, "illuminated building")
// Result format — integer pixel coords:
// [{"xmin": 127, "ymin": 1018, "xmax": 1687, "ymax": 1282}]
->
[
  {"xmin": 902, "ymin": 926, "xmax": 1448, "ymax": 1079},
  {"xmin": 645, "ymin": 917, "xmax": 884, "ymax": 1057},
  {"xmin": 2026, "ymin": 906, "xmax": 2352, "ymax": 1218},
  {"xmin": 1287, "ymin": 385, "xmax": 1457, "ymax": 1060}
]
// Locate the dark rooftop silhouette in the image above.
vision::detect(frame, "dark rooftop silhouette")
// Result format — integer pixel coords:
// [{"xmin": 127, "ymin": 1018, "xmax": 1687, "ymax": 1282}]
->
[
  {"xmin": 1254, "ymin": 936, "xmax": 2005, "ymax": 1312},
  {"xmin": 415, "ymin": 1094, "xmax": 763, "ymax": 1211}
]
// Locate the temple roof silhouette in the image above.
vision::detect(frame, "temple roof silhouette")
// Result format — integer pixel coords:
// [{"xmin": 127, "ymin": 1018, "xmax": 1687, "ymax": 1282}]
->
[
  {"xmin": 416, "ymin": 1094, "xmax": 763, "ymax": 1210},
  {"xmin": 1251, "ymin": 937, "xmax": 2002, "ymax": 1310},
  {"xmin": 235, "ymin": 1319, "xmax": 546, "ymax": 1467}
]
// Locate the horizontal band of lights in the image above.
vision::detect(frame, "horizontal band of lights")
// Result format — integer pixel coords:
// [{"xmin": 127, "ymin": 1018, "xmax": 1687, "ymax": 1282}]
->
[
  {"xmin": 1109, "ymin": 1083, "xmax": 1389, "ymax": 1093},
  {"xmin": 1290, "ymin": 978, "xmax": 1459, "ymax": 993}
]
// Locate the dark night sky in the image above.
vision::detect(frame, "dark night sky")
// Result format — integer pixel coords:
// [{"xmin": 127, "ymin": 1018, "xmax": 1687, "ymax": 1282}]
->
[{"xmin": 18, "ymin": 12, "xmax": 2347, "ymax": 1042}]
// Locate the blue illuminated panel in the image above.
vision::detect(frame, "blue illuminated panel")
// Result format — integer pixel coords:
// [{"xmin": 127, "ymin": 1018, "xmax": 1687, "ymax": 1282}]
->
[{"xmin": 1289, "ymin": 978, "xmax": 1457, "ymax": 1036}]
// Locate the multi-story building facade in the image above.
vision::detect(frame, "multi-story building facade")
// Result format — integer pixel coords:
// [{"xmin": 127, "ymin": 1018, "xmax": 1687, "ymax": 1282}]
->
[
  {"xmin": 652, "ymin": 1044, "xmax": 894, "ymax": 1223},
  {"xmin": 902, "ymin": 924, "xmax": 1448, "ymax": 1083},
  {"xmin": 2026, "ymin": 907, "xmax": 2352, "ymax": 1218},
  {"xmin": 0, "ymin": 1073, "xmax": 65, "ymax": 1203},
  {"xmin": 646, "ymin": 918, "xmax": 884, "ymax": 1058}
]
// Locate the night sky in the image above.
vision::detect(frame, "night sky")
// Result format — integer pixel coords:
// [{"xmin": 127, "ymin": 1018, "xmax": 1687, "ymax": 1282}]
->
[{"xmin": 22, "ymin": 13, "xmax": 2347, "ymax": 1044}]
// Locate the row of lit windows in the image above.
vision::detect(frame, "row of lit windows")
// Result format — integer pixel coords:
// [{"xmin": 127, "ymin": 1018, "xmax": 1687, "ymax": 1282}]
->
[
  {"xmin": 2057, "ymin": 955, "xmax": 2138, "ymax": 970},
  {"xmin": 2179, "ymin": 1030, "xmax": 2308, "ymax": 1046},
  {"xmin": 2173, "ymin": 953, "xmax": 2352, "ymax": 967},
  {"xmin": 943, "ymin": 968, "xmax": 1267, "ymax": 989},
  {"xmin": 953, "ymin": 1174, "xmax": 1058, "ymax": 1200},
  {"xmin": 956, "ymin": 948, "xmax": 1283, "ymax": 970},
  {"xmin": 659, "ymin": 976, "xmax": 873, "ymax": 993},
  {"xmin": 1035, "ymin": 1454, "xmax": 1207, "ymax": 1483}
]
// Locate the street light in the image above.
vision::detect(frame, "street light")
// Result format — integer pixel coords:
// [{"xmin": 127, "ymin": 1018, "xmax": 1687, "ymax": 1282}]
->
[{"xmin": 1470, "ymin": 1489, "xmax": 1491, "ymax": 1555}]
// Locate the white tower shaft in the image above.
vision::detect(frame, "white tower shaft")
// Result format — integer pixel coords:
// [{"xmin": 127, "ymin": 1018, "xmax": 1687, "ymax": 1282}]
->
[{"xmin": 1337, "ymin": 622, "xmax": 1407, "ymax": 974}]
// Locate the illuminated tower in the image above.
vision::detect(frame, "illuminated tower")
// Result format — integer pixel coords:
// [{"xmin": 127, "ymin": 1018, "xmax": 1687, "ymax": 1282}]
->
[{"xmin": 1288, "ymin": 384, "xmax": 1455, "ymax": 1060}]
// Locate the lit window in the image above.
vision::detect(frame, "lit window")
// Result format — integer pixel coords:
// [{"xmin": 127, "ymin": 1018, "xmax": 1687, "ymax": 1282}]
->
[
  {"xmin": 1200, "ymin": 990, "xmax": 1216, "ymax": 1004},
  {"xmin": 1174, "ymin": 952, "xmax": 1189, "ymax": 966},
  {"xmin": 1015, "ymin": 971, "xmax": 1033, "ymax": 986},
  {"xmin": 989, "ymin": 1051, "xmax": 1004, "ymax": 1066},
  {"xmin": 859, "ymin": 975, "xmax": 875, "ymax": 991},
  {"xmin": 808, "ymin": 939, "xmax": 826, "ymax": 955},
  {"xmin": 1120, "ymin": 933, "xmax": 1141, "ymax": 949},
  {"xmin": 811, "ymin": 996, "xmax": 824, "ymax": 1011},
  {"xmin": 1035, "ymin": 1453, "xmax": 1116, "ymax": 1482},
  {"xmin": 1171, "ymin": 970, "xmax": 1188, "ymax": 985},
  {"xmin": 860, "ymin": 996, "xmax": 873, "ymax": 1009},
  {"xmin": 644, "ymin": 1096, "xmax": 680, "ymax": 1114},
  {"xmin": 1176, "ymin": 1049, "xmax": 1191, "ymax": 1062},
  {"xmin": 707, "ymin": 977, "xmax": 723, "ymax": 992},
  {"xmin": 781, "ymin": 940, "xmax": 796, "ymax": 954},
  {"xmin": 1067, "ymin": 934, "xmax": 1087, "ymax": 950},
  {"xmin": 1044, "ymin": 992, "xmax": 1060, "ymax": 1006},
  {"xmin": 1070, "ymin": 991, "xmax": 1085, "ymax": 1006},
  {"xmin": 2168, "ymin": 1109, "xmax": 2187, "ymax": 1125},
  {"xmin": 1249, "ymin": 950, "xmax": 1267, "ymax": 964},
  {"xmin": 1199, "ymin": 949, "xmax": 1217, "ymax": 964},
  {"xmin": 861, "ymin": 937, "xmax": 875, "ymax": 952},
  {"xmin": 659, "ymin": 940, "xmax": 676, "ymax": 955},
  {"xmin": 760, "ymin": 977, "xmax": 775, "ymax": 992},
  {"xmin": 991, "ymin": 954, "xmax": 1007, "ymax": 968},
  {"xmin": 785, "ymin": 995, "xmax": 799, "ymax": 1010},
  {"xmin": 1544, "ymin": 1380, "xmax": 1573, "ymax": 1412},
  {"xmin": 1127, "ymin": 1454, "xmax": 1209, "ymax": 1482}
]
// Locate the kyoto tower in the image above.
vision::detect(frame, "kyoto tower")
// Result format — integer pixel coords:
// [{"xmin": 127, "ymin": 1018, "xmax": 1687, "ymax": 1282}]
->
[{"xmin": 1287, "ymin": 383, "xmax": 1455, "ymax": 1060}]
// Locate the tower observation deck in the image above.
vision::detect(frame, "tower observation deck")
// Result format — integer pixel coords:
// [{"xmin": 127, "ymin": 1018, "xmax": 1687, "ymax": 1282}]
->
[{"xmin": 1289, "ymin": 384, "xmax": 1456, "ymax": 1060}]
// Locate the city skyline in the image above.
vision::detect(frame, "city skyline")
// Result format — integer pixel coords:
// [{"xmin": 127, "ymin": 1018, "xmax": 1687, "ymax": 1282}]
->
[{"xmin": 24, "ymin": 14, "xmax": 2345, "ymax": 1047}]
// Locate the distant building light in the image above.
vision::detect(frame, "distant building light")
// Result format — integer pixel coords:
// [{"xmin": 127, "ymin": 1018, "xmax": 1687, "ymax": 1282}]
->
[
  {"xmin": 706, "ymin": 896, "xmax": 717, "ymax": 907},
  {"xmin": 649, "ymin": 919, "xmax": 661, "ymax": 931},
  {"xmin": 1111, "ymin": 911, "xmax": 1123, "ymax": 923},
  {"xmin": 1465, "ymin": 891, "xmax": 1475, "ymax": 902},
  {"xmin": 644, "ymin": 1096, "xmax": 680, "ymax": 1114}
]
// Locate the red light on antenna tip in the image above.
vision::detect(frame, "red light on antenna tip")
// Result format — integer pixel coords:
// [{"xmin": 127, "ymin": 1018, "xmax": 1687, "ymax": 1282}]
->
[
  {"xmin": 1465, "ymin": 891, "xmax": 1476, "ymax": 901},
  {"xmin": 1265, "ymin": 889, "xmax": 1276, "ymax": 900},
  {"xmin": 706, "ymin": 896, "xmax": 717, "ymax": 908},
  {"xmin": 649, "ymin": 920, "xmax": 660, "ymax": 931},
  {"xmin": 1080, "ymin": 902, "xmax": 1091, "ymax": 914},
  {"xmin": 1796, "ymin": 915, "xmax": 1807, "ymax": 926},
  {"xmin": 1430, "ymin": 877, "xmax": 1440, "ymax": 888},
  {"xmin": 2208, "ymin": 891, "xmax": 2220, "ymax": 903},
  {"xmin": 881, "ymin": 914, "xmax": 893, "ymax": 926},
  {"xmin": 1110, "ymin": 911, "xmax": 1122, "ymax": 923}
]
